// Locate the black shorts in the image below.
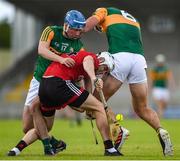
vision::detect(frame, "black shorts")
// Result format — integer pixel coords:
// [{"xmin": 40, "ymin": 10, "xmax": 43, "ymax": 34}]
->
[{"xmin": 39, "ymin": 77, "xmax": 89, "ymax": 117}]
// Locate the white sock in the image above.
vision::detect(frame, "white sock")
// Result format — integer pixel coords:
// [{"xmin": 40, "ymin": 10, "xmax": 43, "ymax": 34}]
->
[
  {"xmin": 11, "ymin": 147, "xmax": 21, "ymax": 155},
  {"xmin": 106, "ymin": 147, "xmax": 117, "ymax": 153}
]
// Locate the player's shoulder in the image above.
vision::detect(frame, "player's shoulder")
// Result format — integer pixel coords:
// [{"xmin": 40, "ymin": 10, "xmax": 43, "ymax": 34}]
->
[
  {"xmin": 106, "ymin": 7, "xmax": 122, "ymax": 14},
  {"xmin": 50, "ymin": 25, "xmax": 63, "ymax": 31},
  {"xmin": 99, "ymin": 7, "xmax": 123, "ymax": 16},
  {"xmin": 41, "ymin": 25, "xmax": 61, "ymax": 35},
  {"xmin": 41, "ymin": 26, "xmax": 53, "ymax": 33}
]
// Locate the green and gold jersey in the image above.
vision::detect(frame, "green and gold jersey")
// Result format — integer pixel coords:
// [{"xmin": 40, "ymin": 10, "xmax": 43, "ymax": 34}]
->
[
  {"xmin": 34, "ymin": 26, "xmax": 84, "ymax": 81},
  {"xmin": 149, "ymin": 65, "xmax": 170, "ymax": 88},
  {"xmin": 93, "ymin": 7, "xmax": 144, "ymax": 55}
]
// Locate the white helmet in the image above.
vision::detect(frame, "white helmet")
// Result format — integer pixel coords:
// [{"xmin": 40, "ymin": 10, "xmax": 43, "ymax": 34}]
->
[
  {"xmin": 155, "ymin": 54, "xmax": 166, "ymax": 63},
  {"xmin": 97, "ymin": 51, "xmax": 115, "ymax": 72}
]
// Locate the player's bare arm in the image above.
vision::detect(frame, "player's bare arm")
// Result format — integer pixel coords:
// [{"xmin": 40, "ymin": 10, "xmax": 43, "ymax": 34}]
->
[
  {"xmin": 84, "ymin": 16, "xmax": 99, "ymax": 32},
  {"xmin": 38, "ymin": 41, "xmax": 75, "ymax": 67},
  {"xmin": 83, "ymin": 55, "xmax": 103, "ymax": 91}
]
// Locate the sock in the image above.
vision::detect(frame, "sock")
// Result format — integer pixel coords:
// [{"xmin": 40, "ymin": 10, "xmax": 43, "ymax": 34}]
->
[
  {"xmin": 15, "ymin": 140, "xmax": 27, "ymax": 151},
  {"xmin": 50, "ymin": 136, "xmax": 59, "ymax": 147},
  {"xmin": 104, "ymin": 140, "xmax": 117, "ymax": 153},
  {"xmin": 104, "ymin": 140, "xmax": 113, "ymax": 149},
  {"xmin": 41, "ymin": 138, "xmax": 52, "ymax": 151}
]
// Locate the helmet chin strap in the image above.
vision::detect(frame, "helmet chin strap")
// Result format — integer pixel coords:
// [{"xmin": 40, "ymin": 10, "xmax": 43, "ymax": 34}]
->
[
  {"xmin": 63, "ymin": 24, "xmax": 70, "ymax": 33},
  {"xmin": 65, "ymin": 24, "xmax": 70, "ymax": 32},
  {"xmin": 63, "ymin": 24, "xmax": 70, "ymax": 38}
]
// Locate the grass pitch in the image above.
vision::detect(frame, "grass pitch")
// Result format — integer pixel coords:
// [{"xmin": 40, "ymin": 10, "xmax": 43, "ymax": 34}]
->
[{"xmin": 0, "ymin": 118, "xmax": 179, "ymax": 160}]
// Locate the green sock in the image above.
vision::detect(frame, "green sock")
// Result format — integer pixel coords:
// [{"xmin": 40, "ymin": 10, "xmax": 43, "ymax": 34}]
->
[
  {"xmin": 50, "ymin": 136, "xmax": 59, "ymax": 147},
  {"xmin": 41, "ymin": 138, "xmax": 52, "ymax": 151}
]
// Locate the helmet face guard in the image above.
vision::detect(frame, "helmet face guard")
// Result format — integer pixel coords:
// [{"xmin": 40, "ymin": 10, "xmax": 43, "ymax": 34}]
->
[
  {"xmin": 64, "ymin": 10, "xmax": 86, "ymax": 30},
  {"xmin": 97, "ymin": 51, "xmax": 115, "ymax": 74}
]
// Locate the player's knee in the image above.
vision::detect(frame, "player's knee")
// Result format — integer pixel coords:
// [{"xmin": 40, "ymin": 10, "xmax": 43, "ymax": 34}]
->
[
  {"xmin": 22, "ymin": 114, "xmax": 33, "ymax": 133},
  {"xmin": 23, "ymin": 128, "xmax": 28, "ymax": 134},
  {"xmin": 22, "ymin": 118, "xmax": 34, "ymax": 133},
  {"xmin": 94, "ymin": 102, "xmax": 106, "ymax": 116},
  {"xmin": 23, "ymin": 126, "xmax": 32, "ymax": 134}
]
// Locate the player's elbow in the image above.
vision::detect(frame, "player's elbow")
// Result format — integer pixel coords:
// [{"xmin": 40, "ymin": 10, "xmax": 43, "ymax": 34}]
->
[
  {"xmin": 84, "ymin": 55, "xmax": 94, "ymax": 62},
  {"xmin": 38, "ymin": 41, "xmax": 49, "ymax": 56},
  {"xmin": 38, "ymin": 44, "xmax": 44, "ymax": 56}
]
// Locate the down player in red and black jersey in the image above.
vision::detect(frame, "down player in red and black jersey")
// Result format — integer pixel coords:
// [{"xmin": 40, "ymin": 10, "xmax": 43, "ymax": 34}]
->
[{"xmin": 35, "ymin": 50, "xmax": 121, "ymax": 156}]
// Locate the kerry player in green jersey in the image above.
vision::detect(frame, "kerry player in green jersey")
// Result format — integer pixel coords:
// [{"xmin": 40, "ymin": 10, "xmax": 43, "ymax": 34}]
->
[
  {"xmin": 149, "ymin": 54, "xmax": 175, "ymax": 118},
  {"xmin": 84, "ymin": 7, "xmax": 173, "ymax": 156},
  {"xmin": 8, "ymin": 10, "xmax": 86, "ymax": 156}
]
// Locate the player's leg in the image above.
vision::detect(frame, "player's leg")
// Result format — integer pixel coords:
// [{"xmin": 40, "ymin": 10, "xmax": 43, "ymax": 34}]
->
[
  {"xmin": 22, "ymin": 107, "xmax": 34, "ymax": 133},
  {"xmin": 7, "ymin": 98, "xmax": 63, "ymax": 156},
  {"xmin": 33, "ymin": 105, "xmax": 66, "ymax": 156},
  {"xmin": 31, "ymin": 96, "xmax": 66, "ymax": 155},
  {"xmin": 93, "ymin": 75, "xmax": 129, "ymax": 151},
  {"xmin": 32, "ymin": 100, "xmax": 55, "ymax": 155},
  {"xmin": 7, "ymin": 78, "xmax": 62, "ymax": 156},
  {"xmin": 153, "ymin": 88, "xmax": 169, "ymax": 118},
  {"xmin": 7, "ymin": 78, "xmax": 39, "ymax": 156},
  {"xmin": 152, "ymin": 88, "xmax": 165, "ymax": 118},
  {"xmin": 22, "ymin": 77, "xmax": 41, "ymax": 133},
  {"xmin": 130, "ymin": 83, "xmax": 161, "ymax": 129},
  {"xmin": 127, "ymin": 54, "xmax": 162, "ymax": 129},
  {"xmin": 130, "ymin": 82, "xmax": 173, "ymax": 156},
  {"xmin": 79, "ymin": 94, "xmax": 121, "ymax": 156}
]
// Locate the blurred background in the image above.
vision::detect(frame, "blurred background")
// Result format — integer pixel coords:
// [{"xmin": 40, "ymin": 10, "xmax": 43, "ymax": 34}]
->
[{"xmin": 0, "ymin": 0, "xmax": 180, "ymax": 119}]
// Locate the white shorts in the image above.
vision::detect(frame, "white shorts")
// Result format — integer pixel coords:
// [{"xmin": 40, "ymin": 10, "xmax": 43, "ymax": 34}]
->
[
  {"xmin": 24, "ymin": 77, "xmax": 40, "ymax": 107},
  {"xmin": 110, "ymin": 52, "xmax": 147, "ymax": 84},
  {"xmin": 152, "ymin": 87, "xmax": 170, "ymax": 102}
]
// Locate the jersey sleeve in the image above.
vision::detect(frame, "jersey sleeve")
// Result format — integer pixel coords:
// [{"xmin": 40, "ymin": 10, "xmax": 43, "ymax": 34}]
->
[
  {"xmin": 92, "ymin": 7, "xmax": 108, "ymax": 23},
  {"xmin": 40, "ymin": 26, "xmax": 54, "ymax": 42}
]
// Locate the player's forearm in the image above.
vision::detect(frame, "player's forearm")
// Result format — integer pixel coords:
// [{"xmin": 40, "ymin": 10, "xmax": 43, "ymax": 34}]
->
[
  {"xmin": 83, "ymin": 56, "xmax": 96, "ymax": 80},
  {"xmin": 84, "ymin": 16, "xmax": 99, "ymax": 32},
  {"xmin": 38, "ymin": 47, "xmax": 63, "ymax": 63},
  {"xmin": 38, "ymin": 41, "xmax": 63, "ymax": 63}
]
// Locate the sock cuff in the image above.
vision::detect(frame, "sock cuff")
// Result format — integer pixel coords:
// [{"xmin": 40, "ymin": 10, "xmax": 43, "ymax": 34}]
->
[
  {"xmin": 15, "ymin": 140, "xmax": 28, "ymax": 151},
  {"xmin": 104, "ymin": 140, "xmax": 113, "ymax": 149},
  {"xmin": 41, "ymin": 137, "xmax": 52, "ymax": 149},
  {"xmin": 50, "ymin": 136, "xmax": 59, "ymax": 146},
  {"xmin": 20, "ymin": 140, "xmax": 28, "ymax": 146}
]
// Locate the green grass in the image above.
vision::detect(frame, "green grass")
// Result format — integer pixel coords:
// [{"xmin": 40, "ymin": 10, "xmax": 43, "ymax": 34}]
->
[{"xmin": 0, "ymin": 119, "xmax": 180, "ymax": 160}]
